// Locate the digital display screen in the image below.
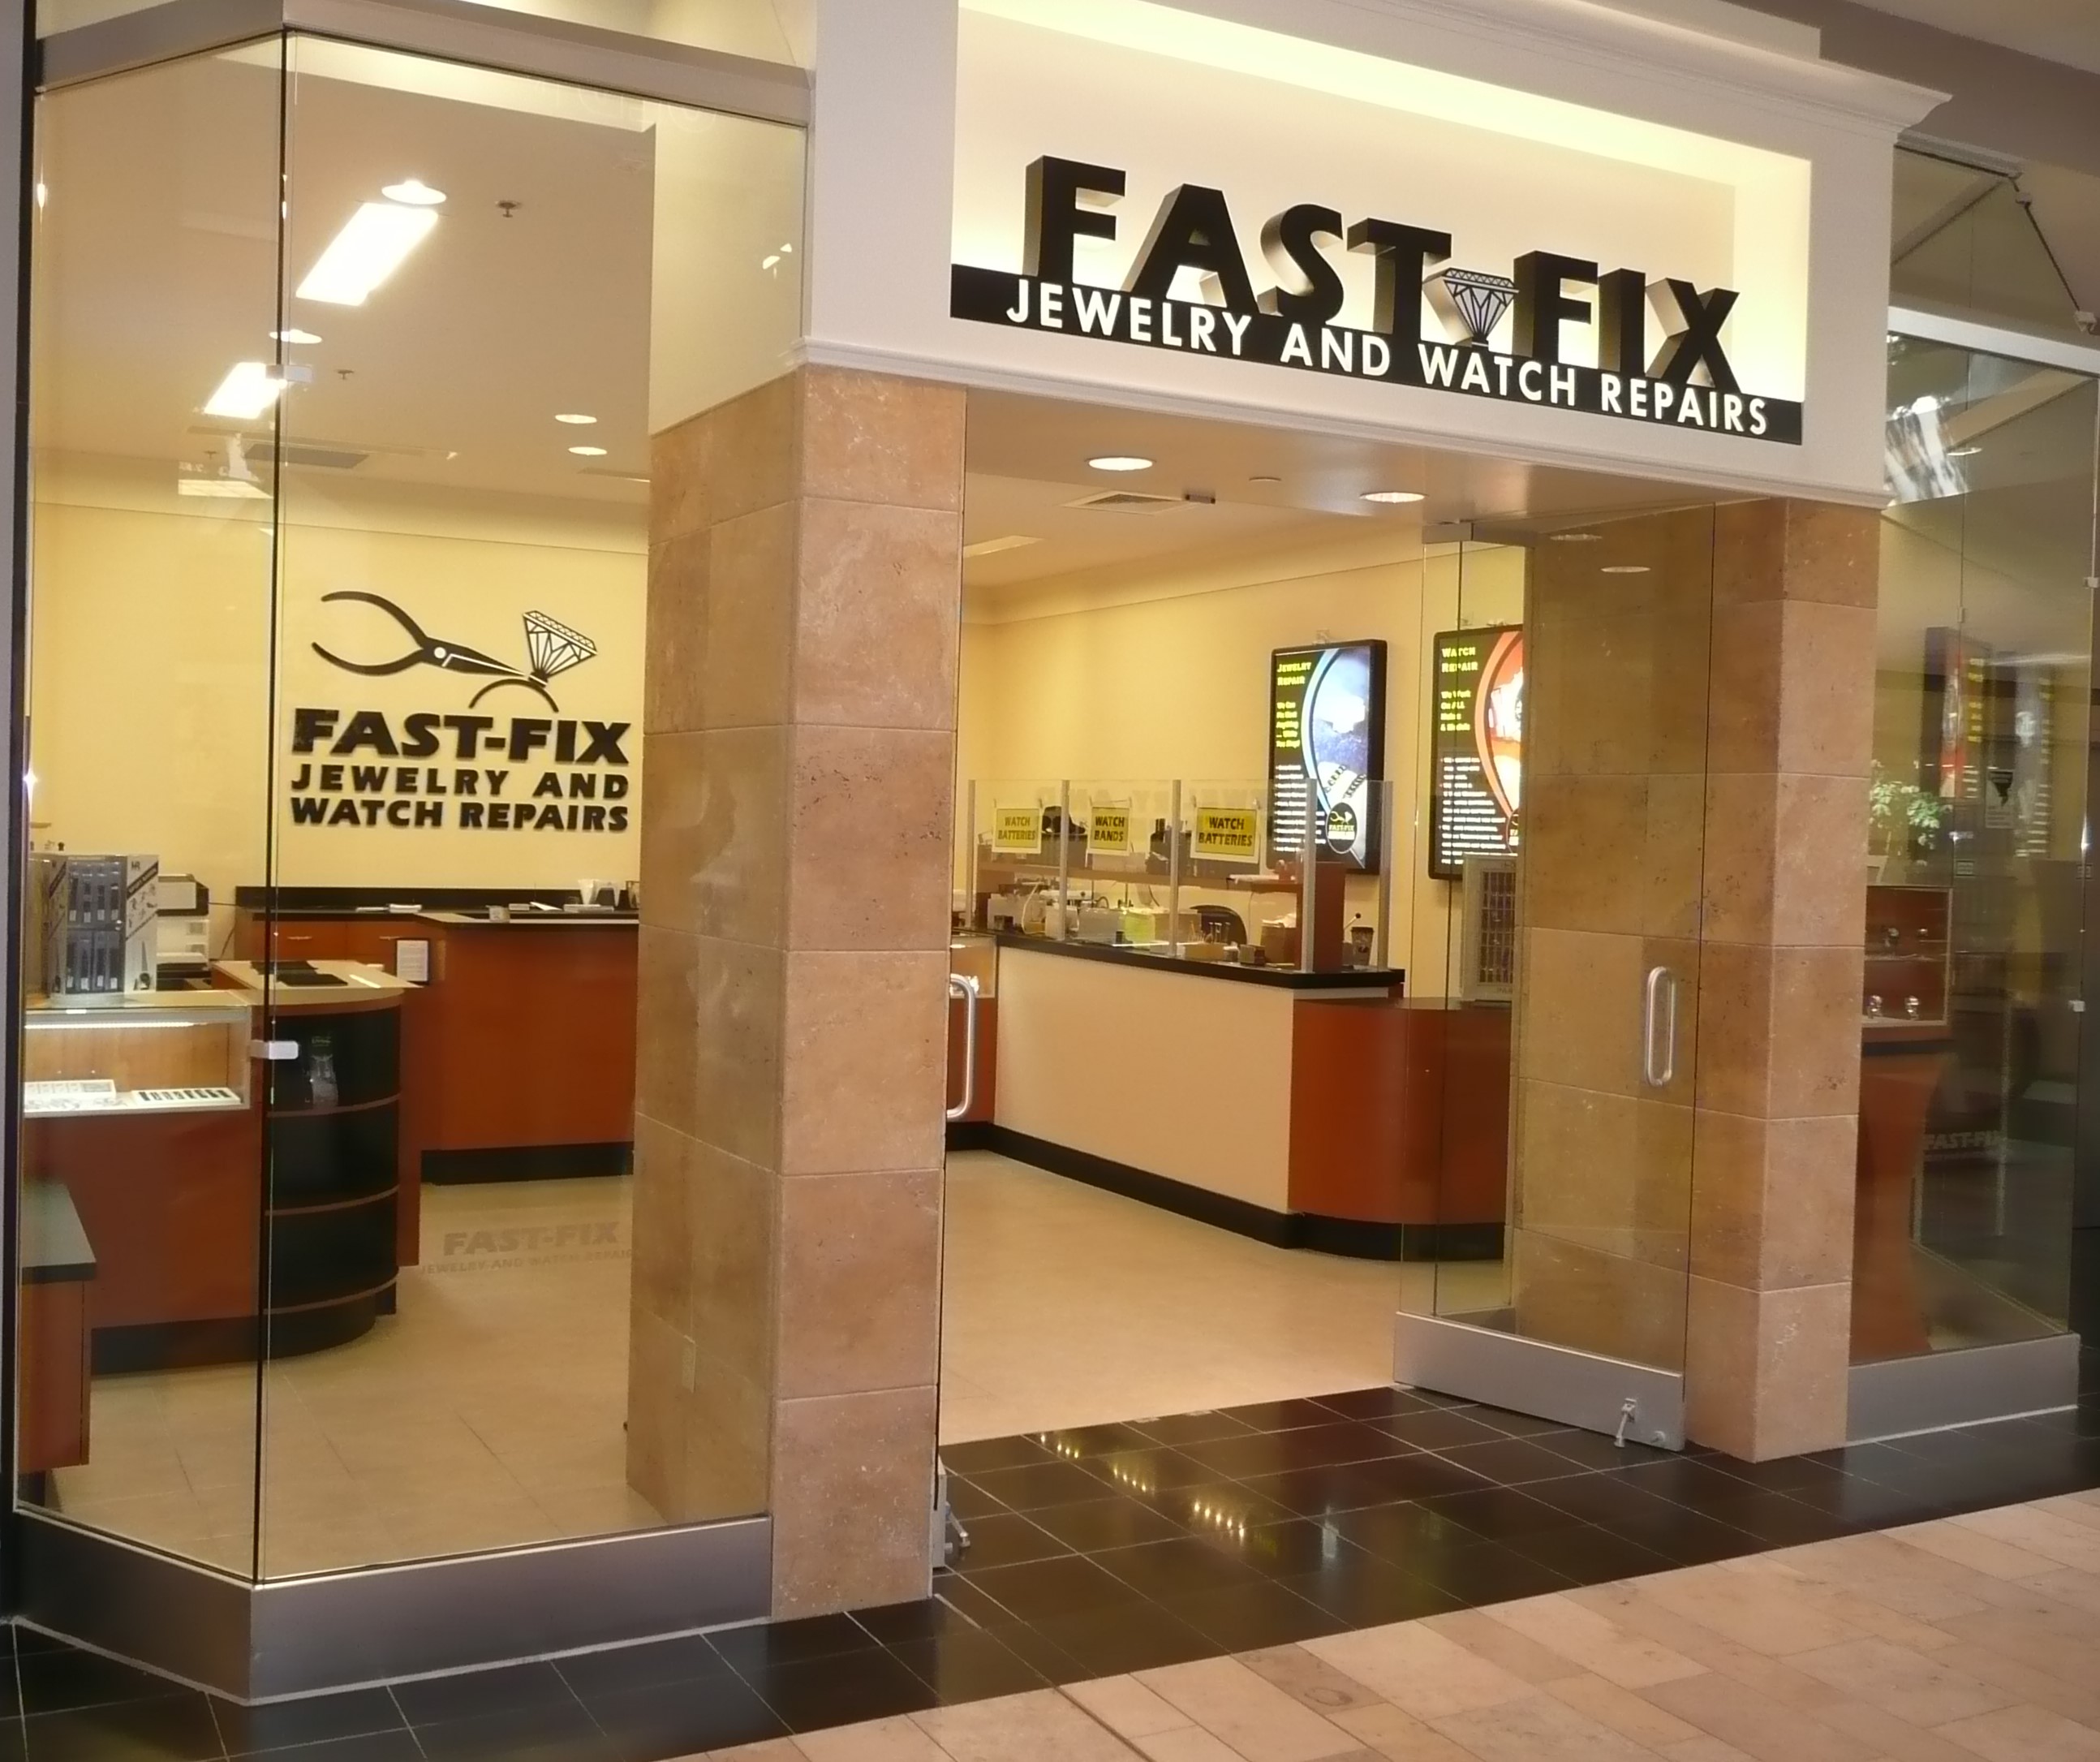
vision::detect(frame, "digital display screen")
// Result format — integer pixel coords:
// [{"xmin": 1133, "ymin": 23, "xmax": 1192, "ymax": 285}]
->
[
  {"xmin": 1267, "ymin": 640, "xmax": 1387, "ymax": 870},
  {"xmin": 1430, "ymin": 625, "xmax": 1524, "ymax": 880}
]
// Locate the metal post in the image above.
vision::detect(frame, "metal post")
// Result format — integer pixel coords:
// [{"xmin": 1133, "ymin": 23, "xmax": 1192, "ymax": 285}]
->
[
  {"xmin": 1055, "ymin": 780, "xmax": 1071, "ymax": 941},
  {"xmin": 963, "ymin": 778, "xmax": 977, "ymax": 929},
  {"xmin": 1374, "ymin": 778, "xmax": 1396, "ymax": 974},
  {"xmin": 1168, "ymin": 780, "xmax": 1184, "ymax": 957},
  {"xmin": 1302, "ymin": 801, "xmax": 1319, "ymax": 972}
]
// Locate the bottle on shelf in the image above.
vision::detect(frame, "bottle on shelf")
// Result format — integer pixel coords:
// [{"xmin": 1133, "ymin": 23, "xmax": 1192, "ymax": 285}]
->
[{"xmin": 307, "ymin": 1035, "xmax": 338, "ymax": 1110}]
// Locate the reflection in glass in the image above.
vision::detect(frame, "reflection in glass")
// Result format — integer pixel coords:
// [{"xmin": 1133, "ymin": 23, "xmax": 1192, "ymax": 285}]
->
[{"xmin": 1857, "ymin": 335, "xmax": 2098, "ymax": 1360}]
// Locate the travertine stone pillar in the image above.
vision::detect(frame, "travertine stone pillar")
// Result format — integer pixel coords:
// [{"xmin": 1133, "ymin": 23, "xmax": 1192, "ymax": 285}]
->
[
  {"xmin": 1685, "ymin": 499, "xmax": 1878, "ymax": 1460},
  {"xmin": 632, "ymin": 365, "xmax": 964, "ymax": 1614}
]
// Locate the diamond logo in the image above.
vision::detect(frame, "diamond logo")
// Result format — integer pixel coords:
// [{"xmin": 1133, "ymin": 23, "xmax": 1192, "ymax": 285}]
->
[
  {"xmin": 312, "ymin": 591, "xmax": 599, "ymax": 711},
  {"xmin": 1426, "ymin": 268, "xmax": 1518, "ymax": 346}
]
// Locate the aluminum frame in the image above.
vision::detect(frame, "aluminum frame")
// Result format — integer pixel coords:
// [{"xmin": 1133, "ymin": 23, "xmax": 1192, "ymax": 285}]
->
[
  {"xmin": 1848, "ymin": 1335, "xmax": 2081, "ymax": 1444},
  {"xmin": 18, "ymin": 1510, "xmax": 773, "ymax": 1700},
  {"xmin": 1394, "ymin": 1312, "xmax": 1688, "ymax": 1450},
  {"xmin": 35, "ymin": 0, "xmax": 811, "ymax": 123}
]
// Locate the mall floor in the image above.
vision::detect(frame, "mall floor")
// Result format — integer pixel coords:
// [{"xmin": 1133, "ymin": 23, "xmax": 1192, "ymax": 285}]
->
[
  {"xmin": 6, "ymin": 1368, "xmax": 2100, "ymax": 1760},
  {"xmin": 48, "ymin": 1150, "xmax": 1438, "ymax": 1574}
]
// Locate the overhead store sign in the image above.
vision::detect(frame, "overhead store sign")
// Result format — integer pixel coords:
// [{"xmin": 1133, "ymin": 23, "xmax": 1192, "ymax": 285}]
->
[{"xmin": 950, "ymin": 156, "xmax": 1802, "ymax": 444}]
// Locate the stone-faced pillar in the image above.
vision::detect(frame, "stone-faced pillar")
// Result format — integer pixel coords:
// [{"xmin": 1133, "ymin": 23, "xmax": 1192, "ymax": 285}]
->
[
  {"xmin": 1685, "ymin": 499, "xmax": 1878, "ymax": 1460},
  {"xmin": 633, "ymin": 365, "xmax": 964, "ymax": 1614}
]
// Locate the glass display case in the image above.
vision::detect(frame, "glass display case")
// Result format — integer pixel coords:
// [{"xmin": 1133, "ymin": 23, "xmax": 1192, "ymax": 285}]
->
[
  {"xmin": 1862, "ymin": 885, "xmax": 1952, "ymax": 1027},
  {"xmin": 21, "ymin": 998, "xmax": 252, "ymax": 1115}
]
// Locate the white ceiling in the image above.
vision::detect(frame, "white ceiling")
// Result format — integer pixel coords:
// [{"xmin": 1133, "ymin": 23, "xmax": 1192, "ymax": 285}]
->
[{"xmin": 33, "ymin": 45, "xmax": 676, "ymax": 512}]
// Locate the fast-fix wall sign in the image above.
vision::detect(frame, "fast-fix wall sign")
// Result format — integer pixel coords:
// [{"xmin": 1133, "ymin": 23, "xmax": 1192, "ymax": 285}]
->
[{"xmin": 950, "ymin": 155, "xmax": 1801, "ymax": 443}]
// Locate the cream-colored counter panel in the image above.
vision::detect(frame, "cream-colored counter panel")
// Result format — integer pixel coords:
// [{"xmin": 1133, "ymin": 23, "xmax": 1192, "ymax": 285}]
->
[{"xmin": 992, "ymin": 946, "xmax": 1294, "ymax": 1213}]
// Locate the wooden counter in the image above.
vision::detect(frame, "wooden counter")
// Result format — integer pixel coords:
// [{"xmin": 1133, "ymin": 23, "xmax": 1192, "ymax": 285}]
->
[
  {"xmin": 19, "ymin": 1178, "xmax": 96, "ymax": 1476},
  {"xmin": 966, "ymin": 937, "xmax": 1507, "ymax": 1258}
]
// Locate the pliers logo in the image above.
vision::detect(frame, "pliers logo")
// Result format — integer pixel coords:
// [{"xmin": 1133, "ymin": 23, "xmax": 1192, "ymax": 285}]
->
[{"xmin": 311, "ymin": 591, "xmax": 597, "ymax": 713}]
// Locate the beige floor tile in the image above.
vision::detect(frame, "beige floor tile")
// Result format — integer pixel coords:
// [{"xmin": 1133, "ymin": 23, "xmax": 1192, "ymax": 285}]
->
[
  {"xmin": 1481, "ymin": 1593, "xmax": 1706, "ymax": 1687},
  {"xmin": 1328, "ymin": 1704, "xmax": 1478, "ymax": 1762},
  {"xmin": 1131, "ymin": 1733, "xmax": 1246, "ymax": 1762},
  {"xmin": 1420, "ymin": 1612, "xmax": 1581, "ymax": 1687},
  {"xmin": 913, "ymin": 1690, "xmax": 1143, "ymax": 1760},
  {"xmin": 1637, "ymin": 1562, "xmax": 1870, "ymax": 1656},
  {"xmin": 1950, "ymin": 1509, "xmax": 2100, "ymax": 1575},
  {"xmin": 1788, "ymin": 1636, "xmax": 2012, "ymax": 1726},
  {"xmin": 2033, "ymin": 1494, "xmax": 2100, "ymax": 1535},
  {"xmin": 1728, "ymin": 1557, "xmax": 1962, "ymax": 1655},
  {"xmin": 1897, "ymin": 1522, "xmax": 2063, "ymax": 1583},
  {"xmin": 1543, "ymin": 1674, "xmax": 1706, "ymax": 1748},
  {"xmin": 1428, "ymin": 1691, "xmax": 1658, "ymax": 1762},
  {"xmin": 795, "ymin": 1717, "xmax": 950, "ymax": 1762},
  {"xmin": 1936, "ymin": 1704, "xmax": 2100, "ymax": 1762},
  {"xmin": 1637, "ymin": 1674, "xmax": 1879, "ymax": 1762},
  {"xmin": 1305, "ymin": 1626, "xmax": 1533, "ymax": 1721},
  {"xmin": 1899, "ymin": 1641, "xmax": 2100, "ymax": 1731},
  {"xmin": 1657, "ymin": 1743, "xmax": 1759, "ymax": 1762},
  {"xmin": 1810, "ymin": 1700, "xmax": 1987, "ymax": 1762},
  {"xmin": 1773, "ymin": 1532, "xmax": 1997, "ymax": 1623},
  {"xmin": 703, "ymin": 1743, "xmax": 811, "ymax": 1762},
  {"xmin": 1135, "ymin": 1657, "xmax": 1360, "ymax": 1761},
  {"xmin": 1937, "ymin": 1591, "xmax": 2100, "ymax": 1689},
  {"xmin": 1237, "ymin": 1648, "xmax": 1389, "ymax": 1717},
  {"xmin": 1063, "ymin": 1678, "xmax": 1192, "ymax": 1740}
]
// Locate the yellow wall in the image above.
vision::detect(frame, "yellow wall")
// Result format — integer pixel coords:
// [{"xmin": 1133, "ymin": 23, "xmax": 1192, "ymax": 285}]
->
[
  {"xmin": 28, "ymin": 464, "xmax": 644, "ymax": 950},
  {"xmin": 956, "ymin": 532, "xmax": 1525, "ymax": 995}
]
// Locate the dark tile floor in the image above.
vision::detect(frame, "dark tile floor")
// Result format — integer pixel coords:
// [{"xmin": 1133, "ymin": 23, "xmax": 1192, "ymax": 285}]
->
[{"xmin": 7, "ymin": 1371, "xmax": 2100, "ymax": 1760}]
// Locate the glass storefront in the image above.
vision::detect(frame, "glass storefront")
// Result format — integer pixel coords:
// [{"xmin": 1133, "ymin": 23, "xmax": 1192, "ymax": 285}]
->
[
  {"xmin": 17, "ymin": 28, "xmax": 801, "ymax": 1581},
  {"xmin": 1862, "ymin": 331, "xmax": 2099, "ymax": 1361}
]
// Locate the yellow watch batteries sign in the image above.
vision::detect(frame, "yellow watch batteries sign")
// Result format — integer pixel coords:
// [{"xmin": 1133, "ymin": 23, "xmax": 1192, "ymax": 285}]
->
[
  {"xmin": 1193, "ymin": 806, "xmax": 1259, "ymax": 862},
  {"xmin": 992, "ymin": 806, "xmax": 1044, "ymax": 855},
  {"xmin": 1087, "ymin": 803, "xmax": 1131, "ymax": 856}
]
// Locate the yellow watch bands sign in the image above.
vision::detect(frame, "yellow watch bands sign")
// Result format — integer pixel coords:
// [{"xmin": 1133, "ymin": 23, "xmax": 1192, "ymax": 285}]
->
[
  {"xmin": 1193, "ymin": 805, "xmax": 1259, "ymax": 861},
  {"xmin": 992, "ymin": 806, "xmax": 1043, "ymax": 855},
  {"xmin": 1087, "ymin": 803, "xmax": 1131, "ymax": 856}
]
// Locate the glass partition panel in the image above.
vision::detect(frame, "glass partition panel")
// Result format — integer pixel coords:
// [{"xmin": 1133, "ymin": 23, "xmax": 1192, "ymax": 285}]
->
[
  {"xmin": 1065, "ymin": 780, "xmax": 1177, "ymax": 950},
  {"xmin": 1176, "ymin": 780, "xmax": 1280, "ymax": 962},
  {"xmin": 1891, "ymin": 147, "xmax": 2087, "ymax": 337},
  {"xmin": 1859, "ymin": 334, "xmax": 2098, "ymax": 1361},
  {"xmin": 971, "ymin": 779, "xmax": 1070, "ymax": 937},
  {"xmin": 16, "ymin": 37, "xmax": 286, "ymax": 1576}
]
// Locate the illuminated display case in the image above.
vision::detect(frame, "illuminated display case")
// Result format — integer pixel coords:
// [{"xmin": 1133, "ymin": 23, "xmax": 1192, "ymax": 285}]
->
[
  {"xmin": 1862, "ymin": 884, "xmax": 1952, "ymax": 1027},
  {"xmin": 22, "ymin": 998, "xmax": 252, "ymax": 1114}
]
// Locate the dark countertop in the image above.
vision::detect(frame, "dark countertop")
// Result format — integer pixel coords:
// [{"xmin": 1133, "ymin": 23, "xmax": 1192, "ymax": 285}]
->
[
  {"xmin": 22, "ymin": 1178, "xmax": 95, "ymax": 1285},
  {"xmin": 994, "ymin": 931, "xmax": 1403, "ymax": 993},
  {"xmin": 418, "ymin": 911, "xmax": 638, "ymax": 929}
]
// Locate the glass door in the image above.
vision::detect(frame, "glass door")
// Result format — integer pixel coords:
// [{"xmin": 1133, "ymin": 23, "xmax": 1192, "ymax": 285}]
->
[{"xmin": 1409, "ymin": 511, "xmax": 1717, "ymax": 1441}]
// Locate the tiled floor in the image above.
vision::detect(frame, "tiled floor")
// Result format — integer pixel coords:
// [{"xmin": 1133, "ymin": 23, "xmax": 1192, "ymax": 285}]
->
[
  {"xmin": 939, "ymin": 1154, "xmax": 1439, "ymax": 1442},
  {"xmin": 9, "ymin": 1368, "xmax": 2099, "ymax": 1760},
  {"xmin": 42, "ymin": 1177, "xmax": 656, "ymax": 1576}
]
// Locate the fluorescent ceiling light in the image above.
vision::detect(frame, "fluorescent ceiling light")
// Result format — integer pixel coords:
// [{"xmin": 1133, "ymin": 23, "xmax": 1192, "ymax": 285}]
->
[
  {"xmin": 554, "ymin": 413, "xmax": 597, "ymax": 425},
  {"xmin": 381, "ymin": 179, "xmax": 446, "ymax": 205},
  {"xmin": 962, "ymin": 534, "xmax": 1041, "ymax": 558},
  {"xmin": 203, "ymin": 361, "xmax": 286, "ymax": 421},
  {"xmin": 568, "ymin": 445, "xmax": 609, "ymax": 457},
  {"xmin": 296, "ymin": 202, "xmax": 438, "ymax": 306},
  {"xmin": 1599, "ymin": 564, "xmax": 1651, "ymax": 575},
  {"xmin": 1088, "ymin": 455, "xmax": 1152, "ymax": 472},
  {"xmin": 1547, "ymin": 530, "xmax": 1601, "ymax": 542},
  {"xmin": 271, "ymin": 329, "xmax": 323, "ymax": 347},
  {"xmin": 1361, "ymin": 489, "xmax": 1423, "ymax": 504},
  {"xmin": 178, "ymin": 473, "xmax": 269, "ymax": 499}
]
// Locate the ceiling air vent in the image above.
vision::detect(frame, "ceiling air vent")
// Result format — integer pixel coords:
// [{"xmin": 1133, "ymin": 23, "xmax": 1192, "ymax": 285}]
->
[
  {"xmin": 277, "ymin": 443, "xmax": 369, "ymax": 471},
  {"xmin": 1064, "ymin": 489, "xmax": 1185, "ymax": 512}
]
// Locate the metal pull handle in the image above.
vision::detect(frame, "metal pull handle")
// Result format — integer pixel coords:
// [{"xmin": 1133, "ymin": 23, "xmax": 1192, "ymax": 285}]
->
[
  {"xmin": 1641, "ymin": 965, "xmax": 1679, "ymax": 1088},
  {"xmin": 251, "ymin": 1039, "xmax": 299, "ymax": 1062},
  {"xmin": 946, "ymin": 973, "xmax": 981, "ymax": 1122}
]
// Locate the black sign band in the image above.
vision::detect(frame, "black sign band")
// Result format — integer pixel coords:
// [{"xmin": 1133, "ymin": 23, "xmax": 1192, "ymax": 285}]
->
[{"xmin": 951, "ymin": 265, "xmax": 1802, "ymax": 445}]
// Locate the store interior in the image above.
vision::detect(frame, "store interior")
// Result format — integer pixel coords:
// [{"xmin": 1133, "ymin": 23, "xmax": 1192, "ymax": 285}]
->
[{"xmin": 11, "ymin": 26, "xmax": 2093, "ymax": 1592}]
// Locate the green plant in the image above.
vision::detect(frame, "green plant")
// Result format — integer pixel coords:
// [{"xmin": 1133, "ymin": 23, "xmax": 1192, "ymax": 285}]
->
[{"xmin": 1868, "ymin": 760, "xmax": 1948, "ymax": 855}]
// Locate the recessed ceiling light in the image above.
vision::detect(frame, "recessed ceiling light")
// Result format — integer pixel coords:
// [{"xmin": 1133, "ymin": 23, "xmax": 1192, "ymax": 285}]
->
[
  {"xmin": 554, "ymin": 412, "xmax": 597, "ymax": 425},
  {"xmin": 270, "ymin": 329, "xmax": 323, "ymax": 347},
  {"xmin": 381, "ymin": 179, "xmax": 446, "ymax": 206},
  {"xmin": 1361, "ymin": 489, "xmax": 1424, "ymax": 504},
  {"xmin": 569, "ymin": 445, "xmax": 609, "ymax": 458},
  {"xmin": 202, "ymin": 361, "xmax": 286, "ymax": 420},
  {"xmin": 1547, "ymin": 530, "xmax": 1602, "ymax": 542},
  {"xmin": 962, "ymin": 534, "xmax": 1040, "ymax": 558},
  {"xmin": 296, "ymin": 202, "xmax": 439, "ymax": 306},
  {"xmin": 1087, "ymin": 455, "xmax": 1152, "ymax": 472},
  {"xmin": 1599, "ymin": 564, "xmax": 1651, "ymax": 574}
]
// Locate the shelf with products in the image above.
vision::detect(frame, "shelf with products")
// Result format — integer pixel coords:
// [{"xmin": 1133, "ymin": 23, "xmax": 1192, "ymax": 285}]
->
[
  {"xmin": 22, "ymin": 1000, "xmax": 252, "ymax": 1116},
  {"xmin": 1862, "ymin": 884, "xmax": 1952, "ymax": 1027}
]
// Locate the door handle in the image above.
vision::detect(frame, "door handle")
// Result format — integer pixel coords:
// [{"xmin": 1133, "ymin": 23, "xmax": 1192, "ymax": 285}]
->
[
  {"xmin": 946, "ymin": 973, "xmax": 981, "ymax": 1122},
  {"xmin": 1642, "ymin": 965, "xmax": 1679, "ymax": 1088}
]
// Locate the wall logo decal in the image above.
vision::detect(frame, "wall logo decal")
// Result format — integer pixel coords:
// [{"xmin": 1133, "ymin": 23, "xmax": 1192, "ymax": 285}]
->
[
  {"xmin": 951, "ymin": 156, "xmax": 1803, "ymax": 443},
  {"xmin": 311, "ymin": 590, "xmax": 597, "ymax": 712}
]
